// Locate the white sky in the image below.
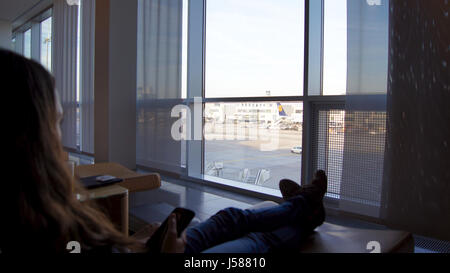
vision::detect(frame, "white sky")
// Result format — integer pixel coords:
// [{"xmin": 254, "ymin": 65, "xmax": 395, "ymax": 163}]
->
[
  {"xmin": 323, "ymin": 0, "xmax": 347, "ymax": 95},
  {"xmin": 40, "ymin": 17, "xmax": 53, "ymax": 72},
  {"xmin": 205, "ymin": 0, "xmax": 305, "ymax": 98},
  {"xmin": 203, "ymin": 0, "xmax": 348, "ymax": 98}
]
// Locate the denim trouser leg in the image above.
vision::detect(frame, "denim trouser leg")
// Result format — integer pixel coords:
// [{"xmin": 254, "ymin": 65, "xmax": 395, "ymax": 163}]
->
[
  {"xmin": 201, "ymin": 225, "xmax": 310, "ymax": 253},
  {"xmin": 184, "ymin": 195, "xmax": 312, "ymax": 253}
]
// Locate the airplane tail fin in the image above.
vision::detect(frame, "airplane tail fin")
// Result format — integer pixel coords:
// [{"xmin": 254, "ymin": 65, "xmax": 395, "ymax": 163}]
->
[{"xmin": 277, "ymin": 103, "xmax": 288, "ymax": 117}]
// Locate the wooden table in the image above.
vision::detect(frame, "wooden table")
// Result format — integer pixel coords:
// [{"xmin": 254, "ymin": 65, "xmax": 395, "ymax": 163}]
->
[
  {"xmin": 77, "ymin": 185, "xmax": 129, "ymax": 235},
  {"xmin": 74, "ymin": 162, "xmax": 161, "ymax": 236},
  {"xmin": 75, "ymin": 162, "xmax": 161, "ymax": 193}
]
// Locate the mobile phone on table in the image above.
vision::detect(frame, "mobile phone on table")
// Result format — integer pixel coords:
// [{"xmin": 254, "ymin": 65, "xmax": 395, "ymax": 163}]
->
[{"xmin": 146, "ymin": 207, "xmax": 195, "ymax": 253}]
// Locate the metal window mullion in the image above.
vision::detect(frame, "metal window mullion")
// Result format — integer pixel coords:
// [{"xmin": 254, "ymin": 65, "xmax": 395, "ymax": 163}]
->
[
  {"xmin": 301, "ymin": 0, "xmax": 311, "ymax": 186},
  {"xmin": 31, "ymin": 22, "xmax": 41, "ymax": 62},
  {"xmin": 319, "ymin": 0, "xmax": 324, "ymax": 96},
  {"xmin": 301, "ymin": 100, "xmax": 312, "ymax": 186},
  {"xmin": 200, "ymin": 0, "xmax": 207, "ymax": 177}
]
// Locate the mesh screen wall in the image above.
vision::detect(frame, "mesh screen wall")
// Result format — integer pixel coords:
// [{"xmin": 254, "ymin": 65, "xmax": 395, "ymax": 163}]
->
[
  {"xmin": 311, "ymin": 104, "xmax": 345, "ymax": 198},
  {"xmin": 311, "ymin": 103, "xmax": 387, "ymax": 217}
]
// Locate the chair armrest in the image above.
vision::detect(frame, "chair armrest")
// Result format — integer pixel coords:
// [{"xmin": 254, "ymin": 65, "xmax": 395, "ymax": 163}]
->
[{"xmin": 117, "ymin": 173, "xmax": 161, "ymax": 193}]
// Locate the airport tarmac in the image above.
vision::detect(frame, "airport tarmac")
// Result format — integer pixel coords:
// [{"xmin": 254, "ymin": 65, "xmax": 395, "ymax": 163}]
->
[
  {"xmin": 204, "ymin": 123, "xmax": 365, "ymax": 196},
  {"xmin": 205, "ymin": 123, "xmax": 304, "ymax": 190},
  {"xmin": 136, "ymin": 121, "xmax": 382, "ymax": 202}
]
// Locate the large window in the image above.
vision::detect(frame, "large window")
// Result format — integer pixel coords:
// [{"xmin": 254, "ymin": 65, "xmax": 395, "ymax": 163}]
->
[
  {"xmin": 12, "ymin": 4, "xmax": 93, "ymax": 154},
  {"xmin": 202, "ymin": 0, "xmax": 305, "ymax": 192},
  {"xmin": 307, "ymin": 0, "xmax": 389, "ymax": 217},
  {"xmin": 13, "ymin": 9, "xmax": 53, "ymax": 69},
  {"xmin": 137, "ymin": 0, "xmax": 390, "ymax": 211}
]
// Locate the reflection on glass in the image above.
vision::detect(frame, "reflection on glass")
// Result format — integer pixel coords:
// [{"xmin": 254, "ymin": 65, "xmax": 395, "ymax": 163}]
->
[
  {"xmin": 24, "ymin": 29, "xmax": 32, "ymax": 59},
  {"xmin": 204, "ymin": 102, "xmax": 303, "ymax": 190},
  {"xmin": 40, "ymin": 17, "xmax": 52, "ymax": 71},
  {"xmin": 322, "ymin": 0, "xmax": 389, "ymax": 95},
  {"xmin": 205, "ymin": 0, "xmax": 305, "ymax": 98}
]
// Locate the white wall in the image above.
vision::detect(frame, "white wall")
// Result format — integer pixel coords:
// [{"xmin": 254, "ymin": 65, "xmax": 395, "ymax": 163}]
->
[{"xmin": 0, "ymin": 20, "xmax": 12, "ymax": 50}]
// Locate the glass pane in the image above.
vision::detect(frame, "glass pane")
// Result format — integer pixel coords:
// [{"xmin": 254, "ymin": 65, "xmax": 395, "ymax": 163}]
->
[
  {"xmin": 322, "ymin": 0, "xmax": 389, "ymax": 96},
  {"xmin": 136, "ymin": 0, "xmax": 187, "ymax": 173},
  {"xmin": 311, "ymin": 105, "xmax": 386, "ymax": 205},
  {"xmin": 40, "ymin": 17, "xmax": 52, "ymax": 71},
  {"xmin": 204, "ymin": 102, "xmax": 303, "ymax": 190},
  {"xmin": 205, "ymin": 0, "xmax": 305, "ymax": 98},
  {"xmin": 24, "ymin": 29, "xmax": 31, "ymax": 59},
  {"xmin": 323, "ymin": 0, "xmax": 347, "ymax": 95}
]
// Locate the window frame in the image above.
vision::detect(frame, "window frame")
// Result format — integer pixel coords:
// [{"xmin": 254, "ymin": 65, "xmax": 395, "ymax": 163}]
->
[
  {"xmin": 12, "ymin": 7, "xmax": 53, "ymax": 60},
  {"xmin": 179, "ymin": 0, "xmax": 343, "ymax": 200},
  {"xmin": 39, "ymin": 16, "xmax": 53, "ymax": 72},
  {"xmin": 179, "ymin": 0, "xmax": 387, "ymax": 205}
]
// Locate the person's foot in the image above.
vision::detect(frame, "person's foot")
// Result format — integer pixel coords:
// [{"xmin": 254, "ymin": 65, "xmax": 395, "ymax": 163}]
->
[
  {"xmin": 279, "ymin": 179, "xmax": 301, "ymax": 200},
  {"xmin": 311, "ymin": 170, "xmax": 328, "ymax": 196},
  {"xmin": 279, "ymin": 170, "xmax": 328, "ymax": 202},
  {"xmin": 279, "ymin": 170, "xmax": 328, "ymax": 230}
]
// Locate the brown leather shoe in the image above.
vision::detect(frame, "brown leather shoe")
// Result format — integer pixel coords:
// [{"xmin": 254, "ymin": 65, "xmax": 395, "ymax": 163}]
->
[
  {"xmin": 279, "ymin": 170, "xmax": 328, "ymax": 230},
  {"xmin": 279, "ymin": 170, "xmax": 328, "ymax": 202},
  {"xmin": 279, "ymin": 178, "xmax": 302, "ymax": 200},
  {"xmin": 311, "ymin": 170, "xmax": 328, "ymax": 196}
]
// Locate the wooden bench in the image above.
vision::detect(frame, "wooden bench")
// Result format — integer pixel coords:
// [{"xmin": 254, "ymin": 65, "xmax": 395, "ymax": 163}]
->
[{"xmin": 252, "ymin": 201, "xmax": 414, "ymax": 253}]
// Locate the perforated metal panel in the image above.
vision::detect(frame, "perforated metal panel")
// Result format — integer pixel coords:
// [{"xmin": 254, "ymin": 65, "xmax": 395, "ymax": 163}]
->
[
  {"xmin": 311, "ymin": 103, "xmax": 387, "ymax": 216},
  {"xmin": 414, "ymin": 235, "xmax": 450, "ymax": 253},
  {"xmin": 311, "ymin": 103, "xmax": 345, "ymax": 198}
]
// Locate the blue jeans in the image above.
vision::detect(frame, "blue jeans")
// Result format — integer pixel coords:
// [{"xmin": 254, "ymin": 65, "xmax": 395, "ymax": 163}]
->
[{"xmin": 184, "ymin": 195, "xmax": 314, "ymax": 253}]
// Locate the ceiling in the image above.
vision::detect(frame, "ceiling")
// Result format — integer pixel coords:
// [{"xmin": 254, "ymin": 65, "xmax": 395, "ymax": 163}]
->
[{"xmin": 0, "ymin": 0, "xmax": 42, "ymax": 22}]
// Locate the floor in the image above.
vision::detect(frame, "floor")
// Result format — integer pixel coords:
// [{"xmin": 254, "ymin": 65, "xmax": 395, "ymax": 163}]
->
[
  {"xmin": 129, "ymin": 175, "xmax": 263, "ymax": 230},
  {"xmin": 128, "ymin": 175, "xmax": 390, "ymax": 233}
]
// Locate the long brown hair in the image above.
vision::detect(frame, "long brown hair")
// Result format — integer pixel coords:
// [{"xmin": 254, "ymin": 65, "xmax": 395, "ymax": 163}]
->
[{"xmin": 1, "ymin": 49, "xmax": 142, "ymax": 253}]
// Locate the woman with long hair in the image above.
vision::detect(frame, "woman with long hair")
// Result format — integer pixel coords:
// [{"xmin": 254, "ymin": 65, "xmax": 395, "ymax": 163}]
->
[
  {"xmin": 0, "ymin": 49, "xmax": 327, "ymax": 254},
  {"xmin": 0, "ymin": 49, "xmax": 140, "ymax": 253}
]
